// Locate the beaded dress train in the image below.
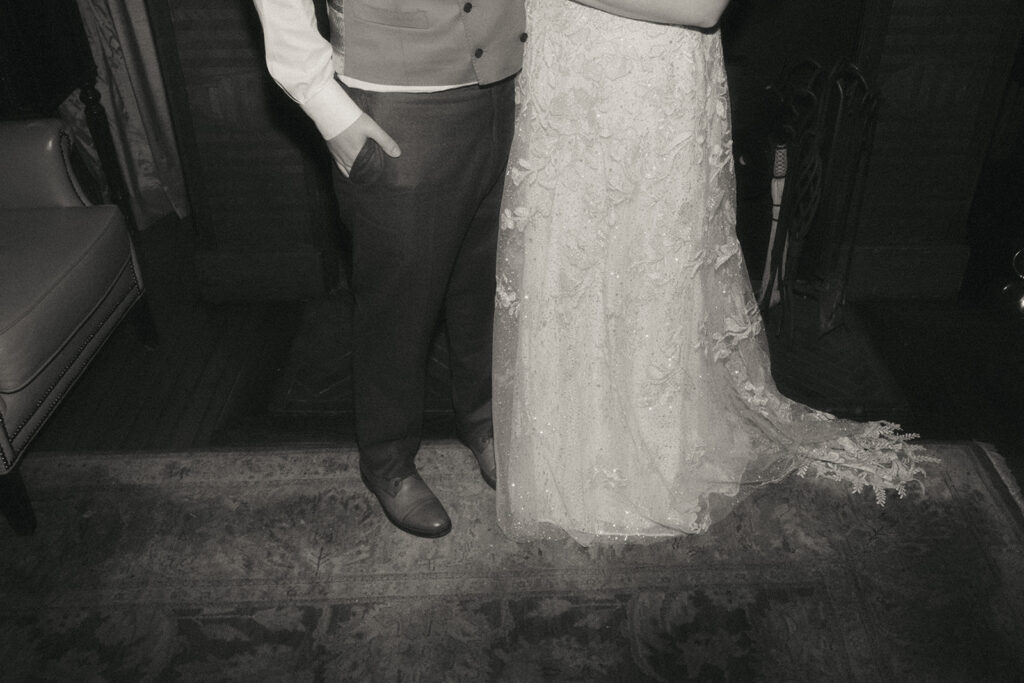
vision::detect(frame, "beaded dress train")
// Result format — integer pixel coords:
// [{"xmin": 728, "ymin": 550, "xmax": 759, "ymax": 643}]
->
[{"xmin": 493, "ymin": 0, "xmax": 933, "ymax": 545}]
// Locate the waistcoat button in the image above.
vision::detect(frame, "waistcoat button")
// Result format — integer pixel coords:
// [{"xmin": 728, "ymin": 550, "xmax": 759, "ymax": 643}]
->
[
  {"xmin": 520, "ymin": 32, "xmax": 528, "ymax": 42},
  {"xmin": 474, "ymin": 48, "xmax": 484, "ymax": 58},
  {"xmin": 463, "ymin": 2, "xmax": 472, "ymax": 11}
]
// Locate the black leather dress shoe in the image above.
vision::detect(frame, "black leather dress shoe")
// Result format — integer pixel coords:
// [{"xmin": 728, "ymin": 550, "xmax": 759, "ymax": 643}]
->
[
  {"xmin": 472, "ymin": 439, "xmax": 497, "ymax": 490},
  {"xmin": 360, "ymin": 469, "xmax": 452, "ymax": 538}
]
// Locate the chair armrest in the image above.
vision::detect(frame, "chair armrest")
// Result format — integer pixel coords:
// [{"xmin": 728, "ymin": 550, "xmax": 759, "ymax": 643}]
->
[{"xmin": 0, "ymin": 119, "xmax": 92, "ymax": 209}]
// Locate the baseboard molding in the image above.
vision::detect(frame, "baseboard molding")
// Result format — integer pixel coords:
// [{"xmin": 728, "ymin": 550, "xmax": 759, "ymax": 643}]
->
[
  {"xmin": 847, "ymin": 243, "xmax": 970, "ymax": 299},
  {"xmin": 194, "ymin": 248, "xmax": 337, "ymax": 301}
]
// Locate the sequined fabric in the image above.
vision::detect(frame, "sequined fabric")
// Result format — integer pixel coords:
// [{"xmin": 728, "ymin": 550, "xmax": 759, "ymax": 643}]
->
[{"xmin": 493, "ymin": 0, "xmax": 930, "ymax": 545}]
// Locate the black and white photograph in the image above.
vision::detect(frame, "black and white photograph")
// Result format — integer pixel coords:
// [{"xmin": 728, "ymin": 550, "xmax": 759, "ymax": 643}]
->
[{"xmin": 1, "ymin": 0, "xmax": 1023, "ymax": 679}]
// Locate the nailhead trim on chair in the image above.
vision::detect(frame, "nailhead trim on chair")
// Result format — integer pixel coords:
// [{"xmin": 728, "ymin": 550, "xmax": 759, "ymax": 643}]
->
[
  {"xmin": 1, "ymin": 264, "xmax": 142, "ymax": 470},
  {"xmin": 0, "ymin": 416, "xmax": 10, "ymax": 472}
]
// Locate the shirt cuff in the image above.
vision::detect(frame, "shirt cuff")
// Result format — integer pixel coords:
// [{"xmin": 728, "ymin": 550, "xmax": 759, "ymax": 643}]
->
[{"xmin": 302, "ymin": 82, "xmax": 363, "ymax": 140}]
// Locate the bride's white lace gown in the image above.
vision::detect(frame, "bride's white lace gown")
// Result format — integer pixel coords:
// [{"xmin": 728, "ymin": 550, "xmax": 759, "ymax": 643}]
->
[{"xmin": 494, "ymin": 0, "xmax": 932, "ymax": 544}]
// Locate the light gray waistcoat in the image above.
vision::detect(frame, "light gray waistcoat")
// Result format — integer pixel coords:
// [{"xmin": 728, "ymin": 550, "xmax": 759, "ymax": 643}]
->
[{"xmin": 327, "ymin": 0, "xmax": 526, "ymax": 86}]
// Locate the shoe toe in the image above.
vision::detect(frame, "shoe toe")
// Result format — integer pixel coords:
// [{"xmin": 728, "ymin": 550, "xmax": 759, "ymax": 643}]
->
[
  {"xmin": 362, "ymin": 470, "xmax": 452, "ymax": 538},
  {"xmin": 392, "ymin": 476, "xmax": 452, "ymax": 537},
  {"xmin": 400, "ymin": 496, "xmax": 452, "ymax": 535}
]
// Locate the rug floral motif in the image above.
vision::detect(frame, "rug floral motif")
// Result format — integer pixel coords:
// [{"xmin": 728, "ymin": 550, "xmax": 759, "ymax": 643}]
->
[{"xmin": 1, "ymin": 442, "xmax": 1022, "ymax": 681}]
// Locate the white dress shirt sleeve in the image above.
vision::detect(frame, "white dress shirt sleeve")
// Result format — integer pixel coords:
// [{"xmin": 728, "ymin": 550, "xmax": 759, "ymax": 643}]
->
[{"xmin": 252, "ymin": 0, "xmax": 361, "ymax": 139}]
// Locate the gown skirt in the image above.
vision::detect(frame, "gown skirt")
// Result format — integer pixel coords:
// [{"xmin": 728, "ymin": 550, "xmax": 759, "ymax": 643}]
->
[{"xmin": 493, "ymin": 0, "xmax": 931, "ymax": 545}]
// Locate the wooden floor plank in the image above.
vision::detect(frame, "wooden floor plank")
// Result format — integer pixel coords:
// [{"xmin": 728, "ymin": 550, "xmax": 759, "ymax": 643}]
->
[
  {"xmin": 148, "ymin": 304, "xmax": 241, "ymax": 449},
  {"xmin": 181, "ymin": 303, "xmax": 283, "ymax": 449},
  {"xmin": 114, "ymin": 301, "xmax": 214, "ymax": 450}
]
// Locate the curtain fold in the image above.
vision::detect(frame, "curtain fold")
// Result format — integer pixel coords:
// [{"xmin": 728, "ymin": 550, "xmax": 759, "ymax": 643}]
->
[{"xmin": 60, "ymin": 0, "xmax": 189, "ymax": 229}]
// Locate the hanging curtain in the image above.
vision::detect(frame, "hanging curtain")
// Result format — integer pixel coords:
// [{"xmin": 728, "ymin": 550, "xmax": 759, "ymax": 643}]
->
[{"xmin": 59, "ymin": 0, "xmax": 188, "ymax": 229}]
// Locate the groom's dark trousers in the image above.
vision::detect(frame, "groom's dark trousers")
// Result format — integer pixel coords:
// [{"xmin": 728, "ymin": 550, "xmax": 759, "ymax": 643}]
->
[{"xmin": 333, "ymin": 77, "xmax": 516, "ymax": 485}]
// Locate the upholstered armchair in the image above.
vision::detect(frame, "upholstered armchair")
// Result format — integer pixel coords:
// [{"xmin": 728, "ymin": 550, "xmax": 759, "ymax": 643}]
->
[{"xmin": 0, "ymin": 118, "xmax": 154, "ymax": 534}]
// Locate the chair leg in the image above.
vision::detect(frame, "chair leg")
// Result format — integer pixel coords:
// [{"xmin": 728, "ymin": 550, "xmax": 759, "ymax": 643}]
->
[
  {"xmin": 0, "ymin": 468, "xmax": 38, "ymax": 536},
  {"xmin": 129, "ymin": 296, "xmax": 160, "ymax": 349}
]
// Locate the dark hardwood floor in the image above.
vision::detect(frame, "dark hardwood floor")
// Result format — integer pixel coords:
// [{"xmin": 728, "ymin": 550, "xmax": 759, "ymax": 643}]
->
[
  {"xmin": 26, "ymin": 215, "xmax": 1024, "ymax": 490},
  {"xmin": 29, "ymin": 216, "xmax": 305, "ymax": 453}
]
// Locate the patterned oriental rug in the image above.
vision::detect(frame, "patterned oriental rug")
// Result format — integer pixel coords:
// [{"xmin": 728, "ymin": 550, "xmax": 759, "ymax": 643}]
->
[{"xmin": 1, "ymin": 442, "xmax": 1022, "ymax": 681}]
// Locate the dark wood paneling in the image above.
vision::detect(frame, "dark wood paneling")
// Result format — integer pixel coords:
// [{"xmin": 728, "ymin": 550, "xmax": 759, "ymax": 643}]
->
[
  {"xmin": 860, "ymin": 1, "xmax": 1024, "ymax": 246},
  {"xmin": 849, "ymin": 0, "xmax": 1024, "ymax": 297},
  {"xmin": 146, "ymin": 0, "xmax": 339, "ymax": 300}
]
